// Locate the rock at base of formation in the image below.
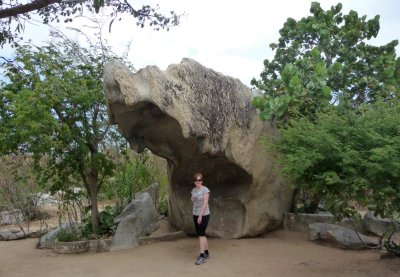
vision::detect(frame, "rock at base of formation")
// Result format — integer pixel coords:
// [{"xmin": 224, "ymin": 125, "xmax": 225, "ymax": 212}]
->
[
  {"xmin": 104, "ymin": 58, "xmax": 293, "ymax": 238},
  {"xmin": 111, "ymin": 192, "xmax": 159, "ymax": 251}
]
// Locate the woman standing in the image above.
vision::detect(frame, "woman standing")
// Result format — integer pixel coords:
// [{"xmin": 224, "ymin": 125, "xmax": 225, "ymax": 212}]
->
[{"xmin": 191, "ymin": 172, "xmax": 210, "ymax": 265}]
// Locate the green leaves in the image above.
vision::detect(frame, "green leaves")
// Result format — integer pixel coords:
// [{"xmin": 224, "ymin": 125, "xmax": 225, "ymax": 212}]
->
[
  {"xmin": 274, "ymin": 98, "xmax": 400, "ymax": 220},
  {"xmin": 0, "ymin": 33, "xmax": 130, "ymax": 235},
  {"xmin": 252, "ymin": 1, "xmax": 399, "ymax": 125},
  {"xmin": 310, "ymin": 2, "xmax": 322, "ymax": 14},
  {"xmin": 254, "ymin": 3, "xmax": 399, "ymax": 225},
  {"xmin": 0, "ymin": 1, "xmax": 181, "ymax": 47},
  {"xmin": 253, "ymin": 52, "xmax": 332, "ymax": 123}
]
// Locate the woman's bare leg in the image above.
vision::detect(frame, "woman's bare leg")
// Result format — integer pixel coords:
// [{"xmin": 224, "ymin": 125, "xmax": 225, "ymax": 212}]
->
[{"xmin": 199, "ymin": 236, "xmax": 208, "ymax": 253}]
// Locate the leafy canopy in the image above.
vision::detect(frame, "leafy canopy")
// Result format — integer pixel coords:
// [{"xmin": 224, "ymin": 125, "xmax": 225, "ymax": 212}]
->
[
  {"xmin": 275, "ymin": 100, "xmax": 400, "ymax": 220},
  {"xmin": 252, "ymin": 2, "xmax": 399, "ymax": 124},
  {"xmin": 0, "ymin": 32, "xmax": 127, "ymax": 234},
  {"xmin": 252, "ymin": 2, "xmax": 400, "ymax": 223},
  {"xmin": 0, "ymin": 0, "xmax": 180, "ymax": 47}
]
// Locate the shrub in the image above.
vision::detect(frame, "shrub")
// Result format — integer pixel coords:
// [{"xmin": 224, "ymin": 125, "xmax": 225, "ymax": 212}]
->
[{"xmin": 56, "ymin": 228, "xmax": 82, "ymax": 242}]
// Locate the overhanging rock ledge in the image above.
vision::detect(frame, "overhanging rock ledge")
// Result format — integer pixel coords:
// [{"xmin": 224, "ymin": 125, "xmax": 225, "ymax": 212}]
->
[{"xmin": 103, "ymin": 58, "xmax": 293, "ymax": 238}]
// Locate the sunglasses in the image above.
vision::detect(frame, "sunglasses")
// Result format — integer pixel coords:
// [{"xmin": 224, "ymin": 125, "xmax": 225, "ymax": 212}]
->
[{"xmin": 193, "ymin": 179, "xmax": 203, "ymax": 182}]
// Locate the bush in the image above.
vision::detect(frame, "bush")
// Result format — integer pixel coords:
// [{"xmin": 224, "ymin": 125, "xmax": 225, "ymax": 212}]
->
[
  {"xmin": 274, "ymin": 100, "xmax": 400, "ymax": 220},
  {"xmin": 56, "ymin": 228, "xmax": 82, "ymax": 242},
  {"xmin": 101, "ymin": 148, "xmax": 169, "ymax": 215},
  {"xmin": 81, "ymin": 205, "xmax": 117, "ymax": 238}
]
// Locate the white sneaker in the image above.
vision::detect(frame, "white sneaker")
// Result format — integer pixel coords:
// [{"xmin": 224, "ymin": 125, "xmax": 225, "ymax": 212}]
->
[{"xmin": 195, "ymin": 255, "xmax": 206, "ymax": 265}]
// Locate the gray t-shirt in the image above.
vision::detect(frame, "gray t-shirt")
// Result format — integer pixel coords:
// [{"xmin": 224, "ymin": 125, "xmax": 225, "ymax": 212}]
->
[{"xmin": 191, "ymin": 186, "xmax": 210, "ymax": 216}]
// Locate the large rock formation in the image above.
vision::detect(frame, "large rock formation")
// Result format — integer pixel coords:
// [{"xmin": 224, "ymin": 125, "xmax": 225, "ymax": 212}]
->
[{"xmin": 103, "ymin": 58, "xmax": 292, "ymax": 238}]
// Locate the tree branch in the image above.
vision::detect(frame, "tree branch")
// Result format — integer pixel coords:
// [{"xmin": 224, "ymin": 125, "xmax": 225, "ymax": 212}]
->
[{"xmin": 0, "ymin": 0, "xmax": 60, "ymax": 19}]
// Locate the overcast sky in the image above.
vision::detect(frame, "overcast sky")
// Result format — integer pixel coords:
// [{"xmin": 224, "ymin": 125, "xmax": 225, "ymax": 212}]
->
[{"xmin": 2, "ymin": 0, "xmax": 400, "ymax": 86}]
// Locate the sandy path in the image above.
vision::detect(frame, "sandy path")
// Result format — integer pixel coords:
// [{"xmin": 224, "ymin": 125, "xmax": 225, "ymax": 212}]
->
[{"xmin": 0, "ymin": 230, "xmax": 399, "ymax": 277}]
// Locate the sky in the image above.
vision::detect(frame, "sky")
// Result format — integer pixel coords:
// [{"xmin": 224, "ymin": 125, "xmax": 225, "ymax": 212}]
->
[{"xmin": 2, "ymin": 0, "xmax": 400, "ymax": 87}]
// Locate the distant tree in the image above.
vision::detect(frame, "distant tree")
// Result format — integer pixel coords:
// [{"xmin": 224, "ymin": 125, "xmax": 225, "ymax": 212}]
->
[
  {"xmin": 0, "ymin": 31, "xmax": 126, "ymax": 235},
  {"xmin": 0, "ymin": 154, "xmax": 45, "ymax": 235},
  {"xmin": 0, "ymin": 0, "xmax": 180, "ymax": 46},
  {"xmin": 252, "ymin": 2, "xmax": 399, "ymax": 124}
]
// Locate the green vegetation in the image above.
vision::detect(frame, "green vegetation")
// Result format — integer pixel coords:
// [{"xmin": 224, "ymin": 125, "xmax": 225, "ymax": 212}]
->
[
  {"xmin": 0, "ymin": 30, "xmax": 169, "ymax": 237},
  {"xmin": 252, "ymin": 2, "xmax": 399, "ymax": 256},
  {"xmin": 0, "ymin": 31, "xmax": 130, "ymax": 235},
  {"xmin": 81, "ymin": 205, "xmax": 117, "ymax": 238},
  {"xmin": 0, "ymin": 0, "xmax": 180, "ymax": 47},
  {"xmin": 252, "ymin": 2, "xmax": 398, "ymax": 124},
  {"xmin": 0, "ymin": 155, "xmax": 47, "ymax": 230},
  {"xmin": 101, "ymin": 148, "xmax": 168, "ymax": 214},
  {"xmin": 56, "ymin": 228, "xmax": 82, "ymax": 242},
  {"xmin": 275, "ymin": 100, "xmax": 400, "ymax": 219}
]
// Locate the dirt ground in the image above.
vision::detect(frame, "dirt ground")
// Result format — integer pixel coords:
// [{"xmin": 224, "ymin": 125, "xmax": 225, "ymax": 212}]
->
[
  {"xmin": 1, "ymin": 225, "xmax": 400, "ymax": 277},
  {"xmin": 1, "ymin": 204, "xmax": 399, "ymax": 277}
]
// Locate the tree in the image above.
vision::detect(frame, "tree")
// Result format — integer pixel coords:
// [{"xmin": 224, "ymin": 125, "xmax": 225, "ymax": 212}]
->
[
  {"xmin": 274, "ymin": 99, "xmax": 400, "ymax": 255},
  {"xmin": 0, "ymin": 154, "xmax": 46, "ymax": 235},
  {"xmin": 0, "ymin": 0, "xmax": 180, "ymax": 46},
  {"xmin": 252, "ymin": 2, "xmax": 399, "ymax": 124},
  {"xmin": 252, "ymin": 2, "xmax": 400, "ymax": 255},
  {"xmin": 0, "ymin": 32, "xmax": 126, "ymax": 235},
  {"xmin": 274, "ymin": 99, "xmax": 400, "ymax": 216}
]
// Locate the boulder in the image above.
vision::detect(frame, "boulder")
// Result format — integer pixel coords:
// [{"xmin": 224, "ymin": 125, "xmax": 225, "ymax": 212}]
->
[
  {"xmin": 363, "ymin": 211, "xmax": 400, "ymax": 237},
  {"xmin": 0, "ymin": 229, "xmax": 27, "ymax": 241},
  {"xmin": 28, "ymin": 229, "xmax": 48, "ymax": 238},
  {"xmin": 284, "ymin": 213, "xmax": 365, "ymax": 233},
  {"xmin": 38, "ymin": 222, "xmax": 80, "ymax": 249},
  {"xmin": 0, "ymin": 228, "xmax": 49, "ymax": 241},
  {"xmin": 135, "ymin": 183, "xmax": 159, "ymax": 211},
  {"xmin": 103, "ymin": 58, "xmax": 293, "ymax": 238},
  {"xmin": 0, "ymin": 209, "xmax": 24, "ymax": 225},
  {"xmin": 309, "ymin": 223, "xmax": 379, "ymax": 250},
  {"xmin": 111, "ymin": 192, "xmax": 159, "ymax": 251}
]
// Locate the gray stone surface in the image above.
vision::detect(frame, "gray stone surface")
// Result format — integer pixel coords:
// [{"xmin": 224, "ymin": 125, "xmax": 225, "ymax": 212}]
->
[
  {"xmin": 111, "ymin": 192, "xmax": 160, "ymax": 251},
  {"xmin": 284, "ymin": 213, "xmax": 365, "ymax": 233},
  {"xmin": 0, "ymin": 229, "xmax": 27, "ymax": 241},
  {"xmin": 139, "ymin": 231, "xmax": 186, "ymax": 245},
  {"xmin": 309, "ymin": 223, "xmax": 379, "ymax": 249},
  {"xmin": 363, "ymin": 211, "xmax": 400, "ymax": 236},
  {"xmin": 135, "ymin": 183, "xmax": 159, "ymax": 211},
  {"xmin": 53, "ymin": 240, "xmax": 89, "ymax": 254},
  {"xmin": 0, "ymin": 209, "xmax": 24, "ymax": 225},
  {"xmin": 285, "ymin": 213, "xmax": 337, "ymax": 232},
  {"xmin": 0, "ymin": 228, "xmax": 49, "ymax": 241},
  {"xmin": 38, "ymin": 222, "xmax": 80, "ymax": 249},
  {"xmin": 103, "ymin": 59, "xmax": 293, "ymax": 238},
  {"xmin": 88, "ymin": 238, "xmax": 113, "ymax": 252}
]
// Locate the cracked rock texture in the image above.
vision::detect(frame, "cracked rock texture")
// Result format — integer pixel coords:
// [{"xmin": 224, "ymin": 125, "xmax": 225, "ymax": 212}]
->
[{"xmin": 104, "ymin": 58, "xmax": 292, "ymax": 238}]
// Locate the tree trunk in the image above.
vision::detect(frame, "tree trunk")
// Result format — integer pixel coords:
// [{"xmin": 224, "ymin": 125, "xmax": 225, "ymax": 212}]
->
[
  {"xmin": 87, "ymin": 173, "xmax": 99, "ymax": 236},
  {"xmin": 290, "ymin": 188, "xmax": 299, "ymax": 213},
  {"xmin": 308, "ymin": 193, "xmax": 320, "ymax": 214}
]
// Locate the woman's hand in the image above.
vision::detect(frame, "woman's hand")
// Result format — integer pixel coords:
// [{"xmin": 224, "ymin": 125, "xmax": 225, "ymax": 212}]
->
[{"xmin": 197, "ymin": 215, "xmax": 202, "ymax": 224}]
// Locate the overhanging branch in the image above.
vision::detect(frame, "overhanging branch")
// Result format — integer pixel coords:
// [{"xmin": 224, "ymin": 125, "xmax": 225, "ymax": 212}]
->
[
  {"xmin": 0, "ymin": 0, "xmax": 85, "ymax": 19},
  {"xmin": 0, "ymin": 0, "xmax": 60, "ymax": 18}
]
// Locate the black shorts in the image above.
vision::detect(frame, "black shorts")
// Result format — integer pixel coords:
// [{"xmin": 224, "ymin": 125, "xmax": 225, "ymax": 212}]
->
[{"xmin": 193, "ymin": 214, "xmax": 210, "ymax": 236}]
